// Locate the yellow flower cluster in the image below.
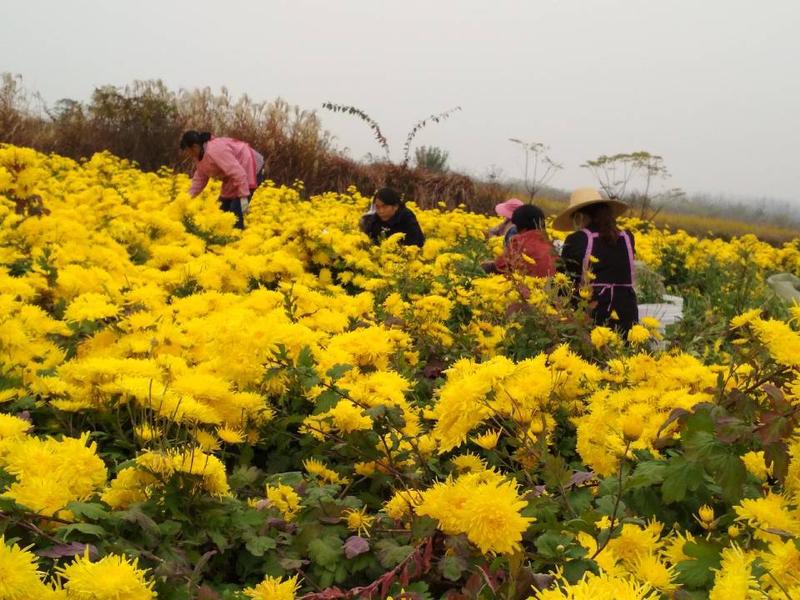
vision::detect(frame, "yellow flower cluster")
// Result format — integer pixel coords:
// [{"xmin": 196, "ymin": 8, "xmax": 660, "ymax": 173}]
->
[
  {"xmin": 575, "ymin": 353, "xmax": 716, "ymax": 476},
  {"xmin": 416, "ymin": 469, "xmax": 534, "ymax": 554},
  {"xmin": 429, "ymin": 346, "xmax": 599, "ymax": 453},
  {"xmin": 0, "ymin": 432, "xmax": 106, "ymax": 518},
  {"xmin": 243, "ymin": 574, "xmax": 300, "ymax": 600},
  {"xmin": 102, "ymin": 447, "xmax": 230, "ymax": 509},
  {"xmin": 265, "ymin": 483, "xmax": 302, "ymax": 521},
  {"xmin": 2, "ymin": 144, "xmax": 800, "ymax": 597},
  {"xmin": 0, "ymin": 536, "xmax": 153, "ymax": 600}
]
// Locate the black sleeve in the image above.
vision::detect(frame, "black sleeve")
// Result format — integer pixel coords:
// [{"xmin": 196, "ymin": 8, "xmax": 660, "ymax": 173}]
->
[
  {"xmin": 560, "ymin": 231, "xmax": 587, "ymax": 283},
  {"xmin": 360, "ymin": 214, "xmax": 380, "ymax": 243},
  {"xmin": 399, "ymin": 210, "xmax": 425, "ymax": 247}
]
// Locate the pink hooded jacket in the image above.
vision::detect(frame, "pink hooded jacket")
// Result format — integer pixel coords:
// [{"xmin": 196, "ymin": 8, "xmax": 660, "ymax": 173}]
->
[{"xmin": 188, "ymin": 137, "xmax": 264, "ymax": 198}]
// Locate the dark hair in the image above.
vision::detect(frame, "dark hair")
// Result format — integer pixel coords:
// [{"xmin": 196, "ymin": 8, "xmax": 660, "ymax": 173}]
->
[
  {"xmin": 511, "ymin": 204, "xmax": 546, "ymax": 232},
  {"xmin": 374, "ymin": 187, "xmax": 403, "ymax": 206},
  {"xmin": 578, "ymin": 203, "xmax": 619, "ymax": 245},
  {"xmin": 180, "ymin": 130, "xmax": 212, "ymax": 150}
]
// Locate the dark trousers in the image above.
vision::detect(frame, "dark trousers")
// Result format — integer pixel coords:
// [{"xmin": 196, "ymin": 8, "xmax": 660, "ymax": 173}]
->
[
  {"xmin": 219, "ymin": 169, "xmax": 265, "ymax": 230},
  {"xmin": 592, "ymin": 287, "xmax": 639, "ymax": 335},
  {"xmin": 219, "ymin": 197, "xmax": 245, "ymax": 229}
]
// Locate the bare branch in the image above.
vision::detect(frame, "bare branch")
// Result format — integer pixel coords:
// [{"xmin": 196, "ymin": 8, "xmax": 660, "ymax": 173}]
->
[
  {"xmin": 401, "ymin": 106, "xmax": 461, "ymax": 168},
  {"xmin": 322, "ymin": 102, "xmax": 391, "ymax": 160}
]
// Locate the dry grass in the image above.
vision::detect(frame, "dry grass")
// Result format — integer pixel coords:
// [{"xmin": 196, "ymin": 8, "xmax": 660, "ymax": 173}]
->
[
  {"xmin": 0, "ymin": 75, "xmax": 478, "ymax": 205},
  {"xmin": 2, "ymin": 74, "xmax": 797, "ymax": 245}
]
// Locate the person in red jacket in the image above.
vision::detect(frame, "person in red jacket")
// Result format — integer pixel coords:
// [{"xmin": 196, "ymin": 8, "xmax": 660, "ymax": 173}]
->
[
  {"xmin": 482, "ymin": 204, "xmax": 556, "ymax": 277},
  {"xmin": 180, "ymin": 131, "xmax": 264, "ymax": 229}
]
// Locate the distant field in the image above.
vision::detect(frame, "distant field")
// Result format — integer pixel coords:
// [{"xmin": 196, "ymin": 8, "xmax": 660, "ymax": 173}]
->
[
  {"xmin": 530, "ymin": 196, "xmax": 799, "ymax": 245},
  {"xmin": 651, "ymin": 211, "xmax": 799, "ymax": 245}
]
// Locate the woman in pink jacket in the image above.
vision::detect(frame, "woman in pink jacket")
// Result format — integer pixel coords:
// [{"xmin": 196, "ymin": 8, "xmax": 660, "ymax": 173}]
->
[{"xmin": 180, "ymin": 131, "xmax": 265, "ymax": 229}]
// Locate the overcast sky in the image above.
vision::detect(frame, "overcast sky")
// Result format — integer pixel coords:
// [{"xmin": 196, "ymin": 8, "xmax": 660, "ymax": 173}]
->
[{"xmin": 2, "ymin": 0, "xmax": 799, "ymax": 204}]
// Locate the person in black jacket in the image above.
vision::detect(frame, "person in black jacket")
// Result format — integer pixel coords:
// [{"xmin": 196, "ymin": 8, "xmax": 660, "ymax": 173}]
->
[
  {"xmin": 360, "ymin": 187, "xmax": 425, "ymax": 247},
  {"xmin": 554, "ymin": 188, "xmax": 638, "ymax": 334}
]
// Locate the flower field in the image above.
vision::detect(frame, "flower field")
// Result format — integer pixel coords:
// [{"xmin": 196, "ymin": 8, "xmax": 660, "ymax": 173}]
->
[{"xmin": 1, "ymin": 144, "xmax": 800, "ymax": 599}]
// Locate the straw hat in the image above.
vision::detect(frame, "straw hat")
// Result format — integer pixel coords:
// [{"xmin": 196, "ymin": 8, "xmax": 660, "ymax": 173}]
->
[
  {"xmin": 552, "ymin": 187, "xmax": 628, "ymax": 231},
  {"xmin": 495, "ymin": 198, "xmax": 524, "ymax": 219}
]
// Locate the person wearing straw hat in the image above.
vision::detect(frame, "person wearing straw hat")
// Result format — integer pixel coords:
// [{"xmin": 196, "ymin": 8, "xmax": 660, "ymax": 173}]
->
[
  {"xmin": 486, "ymin": 198, "xmax": 524, "ymax": 248},
  {"xmin": 554, "ymin": 187, "xmax": 638, "ymax": 334}
]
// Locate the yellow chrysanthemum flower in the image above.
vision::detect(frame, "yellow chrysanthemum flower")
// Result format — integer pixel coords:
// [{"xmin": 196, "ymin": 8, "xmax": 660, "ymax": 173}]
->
[
  {"xmin": 709, "ymin": 545, "xmax": 760, "ymax": 600},
  {"xmin": 472, "ymin": 429, "xmax": 501, "ymax": 450},
  {"xmin": 243, "ymin": 575, "xmax": 300, "ymax": 600},
  {"xmin": 591, "ymin": 326, "xmax": 621, "ymax": 349},
  {"xmin": 266, "ymin": 483, "xmax": 302, "ymax": 521},
  {"xmin": 343, "ymin": 506, "xmax": 375, "ymax": 537},
  {"xmin": 0, "ymin": 536, "xmax": 55, "ymax": 600},
  {"xmin": 59, "ymin": 552, "xmax": 155, "ymax": 600}
]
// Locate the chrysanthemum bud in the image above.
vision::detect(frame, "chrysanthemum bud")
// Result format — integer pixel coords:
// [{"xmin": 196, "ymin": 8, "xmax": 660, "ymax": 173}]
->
[
  {"xmin": 622, "ymin": 415, "xmax": 643, "ymax": 442},
  {"xmin": 528, "ymin": 419, "xmax": 545, "ymax": 435},
  {"xmin": 698, "ymin": 504, "xmax": 715, "ymax": 526}
]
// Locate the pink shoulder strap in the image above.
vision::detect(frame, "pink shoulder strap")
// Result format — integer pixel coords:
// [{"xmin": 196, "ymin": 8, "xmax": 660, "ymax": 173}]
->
[
  {"xmin": 581, "ymin": 228, "xmax": 597, "ymax": 282},
  {"xmin": 621, "ymin": 230, "xmax": 636, "ymax": 285},
  {"xmin": 582, "ymin": 229, "xmax": 636, "ymax": 286}
]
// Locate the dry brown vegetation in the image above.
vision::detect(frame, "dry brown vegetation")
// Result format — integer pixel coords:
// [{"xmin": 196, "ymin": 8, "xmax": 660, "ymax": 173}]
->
[
  {"xmin": 1, "ymin": 74, "xmax": 796, "ymax": 243},
  {"xmin": 0, "ymin": 74, "xmax": 500, "ymax": 211}
]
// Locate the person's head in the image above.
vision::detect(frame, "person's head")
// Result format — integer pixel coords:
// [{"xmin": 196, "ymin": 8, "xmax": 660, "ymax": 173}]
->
[
  {"xmin": 373, "ymin": 187, "xmax": 403, "ymax": 222},
  {"xmin": 511, "ymin": 204, "xmax": 546, "ymax": 232},
  {"xmin": 553, "ymin": 187, "xmax": 628, "ymax": 233},
  {"xmin": 495, "ymin": 198, "xmax": 524, "ymax": 221},
  {"xmin": 179, "ymin": 131, "xmax": 212, "ymax": 160},
  {"xmin": 575, "ymin": 202, "xmax": 619, "ymax": 244}
]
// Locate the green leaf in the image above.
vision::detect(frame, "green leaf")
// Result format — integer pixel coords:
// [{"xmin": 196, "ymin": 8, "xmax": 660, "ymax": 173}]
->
[
  {"xmin": 765, "ymin": 442, "xmax": 790, "ymax": 483},
  {"xmin": 296, "ymin": 346, "xmax": 320, "ymax": 389},
  {"xmin": 374, "ymin": 538, "xmax": 414, "ymax": 568},
  {"xmin": 326, "ymin": 363, "xmax": 354, "ymax": 380},
  {"xmin": 567, "ymin": 488, "xmax": 594, "ymax": 515},
  {"xmin": 595, "ymin": 494, "xmax": 625, "ymax": 517},
  {"xmin": 121, "ymin": 505, "xmax": 161, "ymax": 536},
  {"xmin": 158, "ymin": 520, "xmax": 182, "ymax": 537},
  {"xmin": 307, "ymin": 535, "xmax": 342, "ymax": 570},
  {"xmin": 685, "ymin": 409, "xmax": 715, "ymax": 435},
  {"xmin": 708, "ymin": 452, "xmax": 747, "ymax": 503},
  {"xmin": 542, "ymin": 454, "xmax": 571, "ymax": 490},
  {"xmin": 279, "ymin": 557, "xmax": 306, "ymax": 570},
  {"xmin": 661, "ymin": 457, "xmax": 704, "ymax": 504},
  {"xmin": 535, "ymin": 531, "xmax": 573, "ymax": 559},
  {"xmin": 683, "ymin": 430, "xmax": 719, "ymax": 462},
  {"xmin": 245, "ymin": 535, "xmax": 277, "ymax": 557},
  {"xmin": 317, "ymin": 570, "xmax": 335, "ymax": 589},
  {"xmin": 440, "ymin": 555, "xmax": 468, "ymax": 582},
  {"xmin": 0, "ymin": 496, "xmax": 23, "ymax": 512},
  {"xmin": 404, "ymin": 582, "xmax": 433, "ymax": 600},
  {"xmin": 208, "ymin": 530, "xmax": 228, "ymax": 551},
  {"xmin": 411, "ymin": 515, "xmax": 437, "ymax": 539},
  {"xmin": 525, "ymin": 496, "xmax": 560, "ymax": 523},
  {"xmin": 231, "ymin": 507, "xmax": 267, "ymax": 529},
  {"xmin": 58, "ymin": 523, "xmax": 106, "ymax": 539},
  {"xmin": 676, "ymin": 540, "xmax": 722, "ymax": 588},
  {"xmin": 563, "ymin": 559, "xmax": 597, "ymax": 584},
  {"xmin": 334, "ymin": 561, "xmax": 348, "ymax": 584},
  {"xmin": 313, "ymin": 389, "xmax": 341, "ymax": 414},
  {"xmin": 66, "ymin": 502, "xmax": 109, "ymax": 521},
  {"xmin": 229, "ymin": 466, "xmax": 262, "ymax": 490},
  {"xmin": 626, "ymin": 461, "xmax": 667, "ymax": 490}
]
